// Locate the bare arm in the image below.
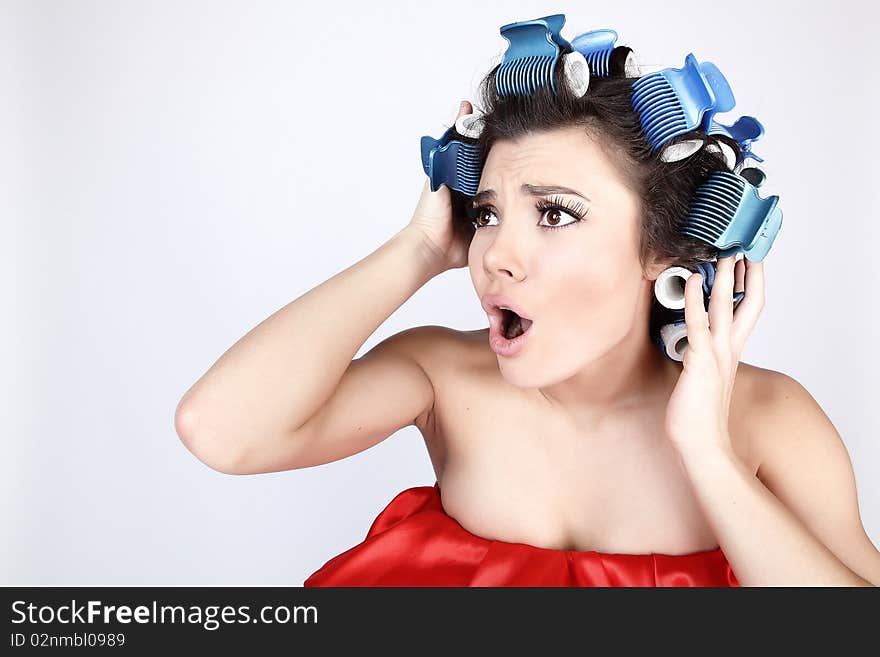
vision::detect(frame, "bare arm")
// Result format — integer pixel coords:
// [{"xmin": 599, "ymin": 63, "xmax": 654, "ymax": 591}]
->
[
  {"xmin": 174, "ymin": 226, "xmax": 445, "ymax": 474},
  {"xmin": 678, "ymin": 371, "xmax": 879, "ymax": 586}
]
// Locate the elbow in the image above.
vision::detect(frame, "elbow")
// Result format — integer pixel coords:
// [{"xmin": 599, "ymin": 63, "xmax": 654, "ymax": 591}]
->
[{"xmin": 174, "ymin": 399, "xmax": 247, "ymax": 475}]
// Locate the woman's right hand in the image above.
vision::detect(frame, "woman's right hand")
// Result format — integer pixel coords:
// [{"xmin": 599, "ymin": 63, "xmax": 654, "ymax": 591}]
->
[{"xmin": 405, "ymin": 100, "xmax": 476, "ymax": 273}]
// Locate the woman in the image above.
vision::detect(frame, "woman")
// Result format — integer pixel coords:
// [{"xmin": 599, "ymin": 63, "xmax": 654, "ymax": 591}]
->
[{"xmin": 174, "ymin": 18, "xmax": 880, "ymax": 586}]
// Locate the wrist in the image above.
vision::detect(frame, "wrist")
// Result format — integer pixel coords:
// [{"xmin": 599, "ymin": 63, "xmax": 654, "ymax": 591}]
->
[
  {"xmin": 396, "ymin": 226, "xmax": 448, "ymax": 277},
  {"xmin": 675, "ymin": 437, "xmax": 739, "ymax": 469}
]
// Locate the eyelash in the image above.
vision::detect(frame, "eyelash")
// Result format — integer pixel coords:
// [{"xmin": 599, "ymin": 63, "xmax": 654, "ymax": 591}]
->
[{"xmin": 468, "ymin": 195, "xmax": 589, "ymax": 231}]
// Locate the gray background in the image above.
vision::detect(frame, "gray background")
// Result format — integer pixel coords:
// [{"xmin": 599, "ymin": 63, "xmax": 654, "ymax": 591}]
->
[{"xmin": 3, "ymin": 0, "xmax": 878, "ymax": 585}]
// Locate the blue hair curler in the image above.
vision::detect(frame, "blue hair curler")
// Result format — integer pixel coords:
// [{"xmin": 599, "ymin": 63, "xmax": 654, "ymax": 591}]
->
[
  {"xmin": 420, "ymin": 125, "xmax": 483, "ymax": 196},
  {"xmin": 695, "ymin": 260, "xmax": 745, "ymax": 303},
  {"xmin": 655, "ymin": 312, "xmax": 688, "ymax": 361},
  {"xmin": 419, "ymin": 12, "xmax": 781, "ymax": 269},
  {"xmin": 570, "ymin": 28, "xmax": 618, "ymax": 77},
  {"xmin": 708, "ymin": 115, "xmax": 765, "ymax": 166},
  {"xmin": 655, "ymin": 261, "xmax": 745, "ymax": 362},
  {"xmin": 681, "ymin": 168, "xmax": 782, "ymax": 262},
  {"xmin": 496, "ymin": 14, "xmax": 572, "ymax": 97},
  {"xmin": 654, "ymin": 263, "xmax": 744, "ymax": 311},
  {"xmin": 632, "ymin": 53, "xmax": 736, "ymax": 154}
]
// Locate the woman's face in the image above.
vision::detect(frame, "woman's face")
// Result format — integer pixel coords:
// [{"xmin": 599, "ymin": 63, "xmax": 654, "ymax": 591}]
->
[{"xmin": 468, "ymin": 126, "xmax": 652, "ymax": 388}]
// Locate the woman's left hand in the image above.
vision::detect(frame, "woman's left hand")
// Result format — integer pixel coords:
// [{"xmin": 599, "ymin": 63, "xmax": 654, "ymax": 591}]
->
[{"xmin": 664, "ymin": 253, "xmax": 765, "ymax": 456}]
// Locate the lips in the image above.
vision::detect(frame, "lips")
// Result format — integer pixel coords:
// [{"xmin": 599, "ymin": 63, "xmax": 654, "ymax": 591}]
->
[{"xmin": 480, "ymin": 293, "xmax": 534, "ymax": 334}]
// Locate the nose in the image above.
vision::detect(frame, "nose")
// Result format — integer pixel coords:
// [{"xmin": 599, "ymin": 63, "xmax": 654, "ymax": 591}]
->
[{"xmin": 481, "ymin": 220, "xmax": 527, "ymax": 281}]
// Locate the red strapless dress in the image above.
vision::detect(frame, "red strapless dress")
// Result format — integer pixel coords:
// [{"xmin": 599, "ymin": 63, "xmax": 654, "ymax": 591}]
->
[{"xmin": 304, "ymin": 482, "xmax": 740, "ymax": 587}]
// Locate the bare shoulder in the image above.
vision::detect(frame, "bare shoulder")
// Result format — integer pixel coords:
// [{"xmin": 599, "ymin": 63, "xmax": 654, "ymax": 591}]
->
[
  {"xmin": 731, "ymin": 361, "xmax": 792, "ymax": 408},
  {"xmin": 393, "ymin": 324, "xmax": 483, "ymax": 371},
  {"xmin": 730, "ymin": 364, "xmax": 880, "ymax": 585},
  {"xmin": 392, "ymin": 324, "xmax": 491, "ymax": 440},
  {"xmin": 724, "ymin": 362, "xmax": 784, "ymax": 472},
  {"xmin": 733, "ymin": 362, "xmax": 822, "ymax": 426},
  {"xmin": 390, "ymin": 322, "xmax": 483, "ymax": 383},
  {"xmin": 730, "ymin": 362, "xmax": 834, "ymax": 473}
]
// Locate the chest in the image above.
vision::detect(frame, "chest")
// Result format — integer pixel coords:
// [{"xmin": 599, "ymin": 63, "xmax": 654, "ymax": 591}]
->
[{"xmin": 419, "ymin": 370, "xmax": 759, "ymax": 554}]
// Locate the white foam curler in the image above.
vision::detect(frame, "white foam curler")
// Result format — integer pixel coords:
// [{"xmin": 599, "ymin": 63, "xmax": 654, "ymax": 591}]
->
[
  {"xmin": 635, "ymin": 63, "xmax": 668, "ymax": 75},
  {"xmin": 654, "ymin": 265, "xmax": 693, "ymax": 310},
  {"xmin": 705, "ymin": 140, "xmax": 737, "ymax": 169},
  {"xmin": 659, "ymin": 322, "xmax": 689, "ymax": 362},
  {"xmin": 660, "ymin": 138, "xmax": 705, "ymax": 163},
  {"xmin": 562, "ymin": 50, "xmax": 590, "ymax": 97},
  {"xmin": 455, "ymin": 110, "xmax": 485, "ymax": 139},
  {"xmin": 624, "ymin": 50, "xmax": 641, "ymax": 77}
]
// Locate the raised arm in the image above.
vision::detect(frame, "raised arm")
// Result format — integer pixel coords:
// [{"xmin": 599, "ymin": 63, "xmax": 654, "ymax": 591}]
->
[{"xmin": 174, "ymin": 226, "xmax": 445, "ymax": 474}]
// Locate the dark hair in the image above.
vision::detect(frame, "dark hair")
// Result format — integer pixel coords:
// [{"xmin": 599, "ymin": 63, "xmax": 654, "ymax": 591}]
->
[{"xmin": 451, "ymin": 49, "xmax": 745, "ymax": 346}]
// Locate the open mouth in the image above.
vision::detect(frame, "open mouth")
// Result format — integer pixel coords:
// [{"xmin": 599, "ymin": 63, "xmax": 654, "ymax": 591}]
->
[{"xmin": 500, "ymin": 308, "xmax": 533, "ymax": 340}]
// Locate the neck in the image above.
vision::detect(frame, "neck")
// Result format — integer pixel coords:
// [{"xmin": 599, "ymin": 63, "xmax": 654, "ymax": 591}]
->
[{"xmin": 537, "ymin": 292, "xmax": 678, "ymax": 429}]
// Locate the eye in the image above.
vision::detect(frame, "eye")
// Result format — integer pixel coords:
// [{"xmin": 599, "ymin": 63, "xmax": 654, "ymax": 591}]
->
[
  {"xmin": 469, "ymin": 197, "xmax": 588, "ymax": 232},
  {"xmin": 471, "ymin": 206, "xmax": 498, "ymax": 228},
  {"xmin": 539, "ymin": 206, "xmax": 580, "ymax": 229}
]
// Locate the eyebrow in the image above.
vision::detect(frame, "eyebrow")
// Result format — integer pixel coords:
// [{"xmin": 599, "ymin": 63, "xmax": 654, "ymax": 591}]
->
[{"xmin": 471, "ymin": 184, "xmax": 591, "ymax": 205}]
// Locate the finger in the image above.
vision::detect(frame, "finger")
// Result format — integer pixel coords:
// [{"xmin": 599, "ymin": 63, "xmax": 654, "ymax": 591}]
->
[
  {"xmin": 707, "ymin": 254, "xmax": 735, "ymax": 344},
  {"xmin": 684, "ymin": 271, "xmax": 711, "ymax": 353},
  {"xmin": 731, "ymin": 257, "xmax": 765, "ymax": 346},
  {"xmin": 733, "ymin": 255, "xmax": 746, "ymax": 295},
  {"xmin": 455, "ymin": 100, "xmax": 473, "ymax": 121},
  {"xmin": 732, "ymin": 256, "xmax": 746, "ymax": 313}
]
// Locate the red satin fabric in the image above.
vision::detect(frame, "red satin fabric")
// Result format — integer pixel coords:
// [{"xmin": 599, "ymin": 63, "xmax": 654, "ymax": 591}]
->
[{"xmin": 304, "ymin": 482, "xmax": 740, "ymax": 587}]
